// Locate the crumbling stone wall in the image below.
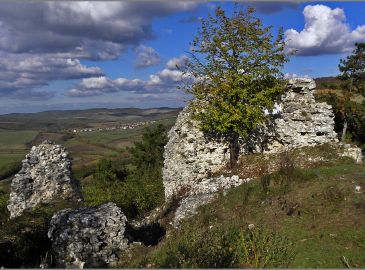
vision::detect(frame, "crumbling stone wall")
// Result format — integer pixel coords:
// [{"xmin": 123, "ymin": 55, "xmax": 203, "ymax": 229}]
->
[
  {"xmin": 7, "ymin": 140, "xmax": 81, "ymax": 218},
  {"xmin": 163, "ymin": 77, "xmax": 361, "ymax": 201}
]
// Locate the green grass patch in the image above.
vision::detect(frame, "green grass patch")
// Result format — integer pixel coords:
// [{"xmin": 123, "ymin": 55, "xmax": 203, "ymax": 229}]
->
[
  {"xmin": 125, "ymin": 160, "xmax": 365, "ymax": 268},
  {"xmin": 0, "ymin": 130, "xmax": 38, "ymax": 150}
]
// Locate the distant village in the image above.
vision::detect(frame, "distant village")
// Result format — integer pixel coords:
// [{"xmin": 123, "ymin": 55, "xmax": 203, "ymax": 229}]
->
[{"xmin": 71, "ymin": 120, "xmax": 156, "ymax": 133}]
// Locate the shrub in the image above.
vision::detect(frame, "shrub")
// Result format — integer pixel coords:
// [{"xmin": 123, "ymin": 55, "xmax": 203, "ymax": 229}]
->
[
  {"xmin": 94, "ymin": 159, "xmax": 128, "ymax": 183},
  {"xmin": 148, "ymin": 224, "xmax": 294, "ymax": 268},
  {"xmin": 83, "ymin": 124, "xmax": 167, "ymax": 218},
  {"xmin": 0, "ymin": 188, "xmax": 9, "ymax": 225},
  {"xmin": 0, "ymin": 200, "xmax": 75, "ymax": 268},
  {"xmin": 276, "ymin": 151, "xmax": 296, "ymax": 189},
  {"xmin": 260, "ymin": 174, "xmax": 271, "ymax": 196}
]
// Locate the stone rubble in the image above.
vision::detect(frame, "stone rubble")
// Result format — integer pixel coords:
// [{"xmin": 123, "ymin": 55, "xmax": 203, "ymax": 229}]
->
[
  {"xmin": 48, "ymin": 202, "xmax": 128, "ymax": 268},
  {"xmin": 7, "ymin": 140, "xmax": 81, "ymax": 219}
]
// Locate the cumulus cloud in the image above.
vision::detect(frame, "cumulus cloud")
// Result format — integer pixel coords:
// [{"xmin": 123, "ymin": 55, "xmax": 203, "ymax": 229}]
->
[
  {"xmin": 66, "ymin": 55, "xmax": 191, "ymax": 97},
  {"xmin": 285, "ymin": 4, "xmax": 365, "ymax": 56},
  {"xmin": 0, "ymin": 53, "xmax": 103, "ymax": 100},
  {"xmin": 0, "ymin": 2, "xmax": 198, "ymax": 100},
  {"xmin": 134, "ymin": 45, "xmax": 160, "ymax": 68},
  {"xmin": 67, "ymin": 76, "xmax": 146, "ymax": 97},
  {"xmin": 0, "ymin": 2, "xmax": 198, "ymax": 58}
]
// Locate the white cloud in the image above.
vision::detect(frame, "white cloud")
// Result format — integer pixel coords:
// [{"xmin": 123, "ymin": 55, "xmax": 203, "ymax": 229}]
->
[
  {"xmin": 166, "ymin": 55, "xmax": 189, "ymax": 70},
  {"xmin": 0, "ymin": 2, "xmax": 199, "ymax": 100},
  {"xmin": 134, "ymin": 45, "xmax": 160, "ymax": 68},
  {"xmin": 285, "ymin": 4, "xmax": 365, "ymax": 56},
  {"xmin": 0, "ymin": 2, "xmax": 198, "ymax": 58},
  {"xmin": 0, "ymin": 52, "xmax": 103, "ymax": 100},
  {"xmin": 67, "ymin": 55, "xmax": 192, "ymax": 97}
]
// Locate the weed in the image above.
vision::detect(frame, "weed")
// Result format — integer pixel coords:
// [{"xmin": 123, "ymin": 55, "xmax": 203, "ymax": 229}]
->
[
  {"xmin": 321, "ymin": 185, "xmax": 344, "ymax": 203},
  {"xmin": 146, "ymin": 224, "xmax": 294, "ymax": 268},
  {"xmin": 260, "ymin": 174, "xmax": 271, "ymax": 196}
]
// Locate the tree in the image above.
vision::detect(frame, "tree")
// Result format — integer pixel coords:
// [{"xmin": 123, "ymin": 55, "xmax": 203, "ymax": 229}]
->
[
  {"xmin": 338, "ymin": 42, "xmax": 365, "ymax": 141},
  {"xmin": 181, "ymin": 5, "xmax": 289, "ymax": 167},
  {"xmin": 130, "ymin": 123, "xmax": 168, "ymax": 175}
]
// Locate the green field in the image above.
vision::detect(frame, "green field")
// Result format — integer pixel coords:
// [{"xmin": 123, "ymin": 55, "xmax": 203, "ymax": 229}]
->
[
  {"xmin": 0, "ymin": 130, "xmax": 39, "ymax": 177},
  {"xmin": 0, "ymin": 113, "xmax": 177, "ymax": 180},
  {"xmin": 0, "ymin": 130, "xmax": 38, "ymax": 150}
]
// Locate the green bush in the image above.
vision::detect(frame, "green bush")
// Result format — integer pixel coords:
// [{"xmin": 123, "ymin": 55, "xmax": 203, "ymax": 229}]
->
[
  {"xmin": 148, "ymin": 224, "xmax": 294, "ymax": 268},
  {"xmin": 0, "ymin": 200, "xmax": 75, "ymax": 267},
  {"xmin": 0, "ymin": 187, "xmax": 9, "ymax": 225},
  {"xmin": 94, "ymin": 159, "xmax": 128, "ymax": 183},
  {"xmin": 315, "ymin": 93, "xmax": 365, "ymax": 150},
  {"xmin": 83, "ymin": 124, "xmax": 167, "ymax": 218}
]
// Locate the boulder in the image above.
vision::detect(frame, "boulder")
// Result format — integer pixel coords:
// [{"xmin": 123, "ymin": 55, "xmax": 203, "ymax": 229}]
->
[
  {"xmin": 48, "ymin": 202, "xmax": 128, "ymax": 268},
  {"xmin": 7, "ymin": 140, "xmax": 81, "ymax": 218}
]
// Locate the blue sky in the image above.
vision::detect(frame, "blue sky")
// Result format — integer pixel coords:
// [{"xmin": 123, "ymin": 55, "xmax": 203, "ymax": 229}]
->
[{"xmin": 0, "ymin": 1, "xmax": 365, "ymax": 114}]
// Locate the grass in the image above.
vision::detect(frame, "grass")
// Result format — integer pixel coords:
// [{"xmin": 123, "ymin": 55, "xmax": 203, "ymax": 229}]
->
[
  {"xmin": 122, "ymin": 156, "xmax": 365, "ymax": 268},
  {"xmin": 0, "ymin": 130, "xmax": 39, "ymax": 179},
  {"xmin": 0, "ymin": 130, "xmax": 38, "ymax": 150}
]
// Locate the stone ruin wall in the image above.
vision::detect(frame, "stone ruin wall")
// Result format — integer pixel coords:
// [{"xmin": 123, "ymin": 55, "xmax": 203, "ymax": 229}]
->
[{"xmin": 163, "ymin": 77, "xmax": 363, "ymax": 201}]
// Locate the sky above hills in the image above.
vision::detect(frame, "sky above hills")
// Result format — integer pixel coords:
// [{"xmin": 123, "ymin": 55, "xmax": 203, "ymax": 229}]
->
[{"xmin": 0, "ymin": 1, "xmax": 365, "ymax": 114}]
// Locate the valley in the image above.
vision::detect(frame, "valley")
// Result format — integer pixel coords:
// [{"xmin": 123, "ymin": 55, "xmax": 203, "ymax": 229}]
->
[{"xmin": 0, "ymin": 107, "xmax": 180, "ymax": 180}]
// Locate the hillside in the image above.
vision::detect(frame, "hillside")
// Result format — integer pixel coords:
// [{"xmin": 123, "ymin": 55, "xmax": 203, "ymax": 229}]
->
[
  {"xmin": 0, "ymin": 79, "xmax": 364, "ymax": 268},
  {"xmin": 0, "ymin": 107, "xmax": 181, "ymax": 131},
  {"xmin": 120, "ymin": 153, "xmax": 365, "ymax": 268}
]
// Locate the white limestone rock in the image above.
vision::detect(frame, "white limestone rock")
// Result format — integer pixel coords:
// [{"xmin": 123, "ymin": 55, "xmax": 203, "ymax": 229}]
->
[
  {"xmin": 163, "ymin": 77, "xmax": 340, "ymax": 201},
  {"xmin": 48, "ymin": 202, "xmax": 128, "ymax": 268},
  {"xmin": 7, "ymin": 140, "xmax": 81, "ymax": 219}
]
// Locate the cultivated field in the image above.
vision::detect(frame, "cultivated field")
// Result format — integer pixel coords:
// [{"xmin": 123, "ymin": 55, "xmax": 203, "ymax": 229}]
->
[{"xmin": 0, "ymin": 108, "xmax": 179, "ymax": 180}]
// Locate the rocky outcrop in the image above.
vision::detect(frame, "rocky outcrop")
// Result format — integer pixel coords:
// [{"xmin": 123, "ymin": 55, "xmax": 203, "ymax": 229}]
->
[
  {"xmin": 173, "ymin": 175, "xmax": 251, "ymax": 226},
  {"xmin": 339, "ymin": 143, "xmax": 363, "ymax": 163},
  {"xmin": 163, "ymin": 106, "xmax": 230, "ymax": 200},
  {"xmin": 268, "ymin": 78, "xmax": 338, "ymax": 151},
  {"xmin": 48, "ymin": 202, "xmax": 128, "ymax": 268},
  {"xmin": 163, "ymin": 77, "xmax": 342, "ymax": 201},
  {"xmin": 7, "ymin": 140, "xmax": 81, "ymax": 219}
]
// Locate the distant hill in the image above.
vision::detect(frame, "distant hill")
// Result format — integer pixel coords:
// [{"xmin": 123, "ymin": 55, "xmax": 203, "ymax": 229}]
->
[{"xmin": 0, "ymin": 107, "xmax": 182, "ymax": 131}]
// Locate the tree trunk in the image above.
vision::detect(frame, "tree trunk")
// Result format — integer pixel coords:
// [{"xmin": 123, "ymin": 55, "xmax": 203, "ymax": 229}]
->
[
  {"xmin": 341, "ymin": 117, "xmax": 348, "ymax": 142},
  {"xmin": 229, "ymin": 132, "xmax": 240, "ymax": 168}
]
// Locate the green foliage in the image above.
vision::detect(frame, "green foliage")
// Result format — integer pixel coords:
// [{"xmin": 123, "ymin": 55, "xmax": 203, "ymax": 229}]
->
[
  {"xmin": 182, "ymin": 5, "xmax": 289, "ymax": 164},
  {"xmin": 338, "ymin": 42, "xmax": 365, "ymax": 95},
  {"xmin": 0, "ymin": 185, "xmax": 9, "ymax": 225},
  {"xmin": 0, "ymin": 200, "xmax": 75, "ymax": 267},
  {"xmin": 344, "ymin": 100, "xmax": 365, "ymax": 149},
  {"xmin": 94, "ymin": 159, "xmax": 128, "ymax": 183},
  {"xmin": 129, "ymin": 123, "xmax": 167, "ymax": 173},
  {"xmin": 148, "ymin": 224, "xmax": 293, "ymax": 268},
  {"xmin": 83, "ymin": 124, "xmax": 167, "ymax": 218},
  {"xmin": 316, "ymin": 93, "xmax": 365, "ymax": 149}
]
